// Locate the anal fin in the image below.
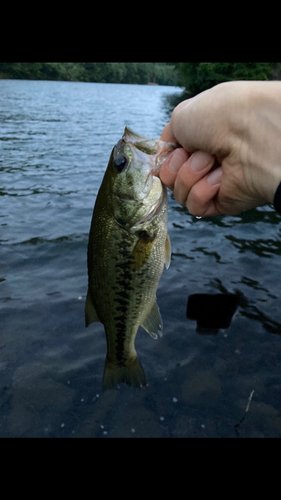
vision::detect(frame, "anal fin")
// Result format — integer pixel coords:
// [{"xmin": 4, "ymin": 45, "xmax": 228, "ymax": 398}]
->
[{"xmin": 141, "ymin": 299, "xmax": 163, "ymax": 339}]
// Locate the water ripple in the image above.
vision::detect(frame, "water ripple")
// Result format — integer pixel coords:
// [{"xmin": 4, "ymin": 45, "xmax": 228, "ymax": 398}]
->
[{"xmin": 2, "ymin": 80, "xmax": 281, "ymax": 438}]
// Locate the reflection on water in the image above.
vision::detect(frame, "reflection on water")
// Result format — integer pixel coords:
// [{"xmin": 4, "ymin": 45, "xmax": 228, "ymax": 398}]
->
[
  {"xmin": 186, "ymin": 287, "xmax": 281, "ymax": 336},
  {"xmin": 202, "ymin": 277, "xmax": 281, "ymax": 335},
  {"xmin": 187, "ymin": 293, "xmax": 239, "ymax": 333},
  {"xmin": 1, "ymin": 81, "xmax": 281, "ymax": 437},
  {"xmin": 162, "ymin": 89, "xmax": 187, "ymax": 118},
  {"xmin": 234, "ymin": 289, "xmax": 281, "ymax": 335},
  {"xmin": 226, "ymin": 234, "xmax": 281, "ymax": 258}
]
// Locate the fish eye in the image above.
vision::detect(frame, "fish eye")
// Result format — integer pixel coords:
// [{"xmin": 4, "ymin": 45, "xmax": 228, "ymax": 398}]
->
[{"xmin": 114, "ymin": 155, "xmax": 128, "ymax": 173}]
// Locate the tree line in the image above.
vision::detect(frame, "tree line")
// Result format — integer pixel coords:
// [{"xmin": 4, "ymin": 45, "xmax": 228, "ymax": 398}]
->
[
  {"xmin": 175, "ymin": 62, "xmax": 281, "ymax": 95},
  {"xmin": 1, "ymin": 62, "xmax": 280, "ymax": 94},
  {"xmin": 0, "ymin": 62, "xmax": 178, "ymax": 86}
]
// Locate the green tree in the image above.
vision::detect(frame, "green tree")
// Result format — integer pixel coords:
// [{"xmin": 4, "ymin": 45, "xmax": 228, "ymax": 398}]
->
[
  {"xmin": 57, "ymin": 63, "xmax": 85, "ymax": 81},
  {"xmin": 0, "ymin": 62, "xmax": 42, "ymax": 79},
  {"xmin": 0, "ymin": 62, "xmax": 179, "ymax": 85},
  {"xmin": 154, "ymin": 63, "xmax": 177, "ymax": 85},
  {"xmin": 40, "ymin": 63, "xmax": 63, "ymax": 80},
  {"xmin": 108, "ymin": 63, "xmax": 126, "ymax": 83},
  {"xmin": 176, "ymin": 62, "xmax": 281, "ymax": 96},
  {"xmin": 123, "ymin": 63, "xmax": 138, "ymax": 84}
]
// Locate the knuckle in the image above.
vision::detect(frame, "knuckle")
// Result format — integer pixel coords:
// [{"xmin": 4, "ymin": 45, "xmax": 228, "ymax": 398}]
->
[{"xmin": 176, "ymin": 164, "xmax": 191, "ymax": 188}]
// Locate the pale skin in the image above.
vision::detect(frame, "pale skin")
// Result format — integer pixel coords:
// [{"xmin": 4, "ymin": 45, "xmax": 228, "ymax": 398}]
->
[{"xmin": 159, "ymin": 81, "xmax": 281, "ymax": 217}]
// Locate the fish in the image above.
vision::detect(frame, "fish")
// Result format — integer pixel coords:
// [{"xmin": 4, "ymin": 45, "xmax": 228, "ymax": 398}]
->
[{"xmin": 85, "ymin": 127, "xmax": 178, "ymax": 390}]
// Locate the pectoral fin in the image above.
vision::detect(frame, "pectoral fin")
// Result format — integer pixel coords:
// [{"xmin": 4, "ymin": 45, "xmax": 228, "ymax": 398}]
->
[
  {"xmin": 141, "ymin": 299, "xmax": 163, "ymax": 339},
  {"xmin": 165, "ymin": 233, "xmax": 171, "ymax": 269},
  {"xmin": 85, "ymin": 290, "xmax": 100, "ymax": 327}
]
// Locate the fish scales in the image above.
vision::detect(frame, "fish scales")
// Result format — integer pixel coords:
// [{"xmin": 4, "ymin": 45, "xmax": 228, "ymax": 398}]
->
[{"xmin": 86, "ymin": 127, "xmax": 178, "ymax": 389}]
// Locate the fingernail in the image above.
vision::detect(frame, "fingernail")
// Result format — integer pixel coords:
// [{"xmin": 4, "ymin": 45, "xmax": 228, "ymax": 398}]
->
[
  {"xmin": 168, "ymin": 148, "xmax": 189, "ymax": 173},
  {"xmin": 190, "ymin": 151, "xmax": 213, "ymax": 172},
  {"xmin": 207, "ymin": 167, "xmax": 223, "ymax": 186}
]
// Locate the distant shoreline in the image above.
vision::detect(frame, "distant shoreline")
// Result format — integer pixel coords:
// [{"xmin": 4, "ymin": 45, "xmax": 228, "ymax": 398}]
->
[
  {"xmin": 0, "ymin": 63, "xmax": 178, "ymax": 86},
  {"xmin": 0, "ymin": 77, "xmax": 182, "ymax": 89}
]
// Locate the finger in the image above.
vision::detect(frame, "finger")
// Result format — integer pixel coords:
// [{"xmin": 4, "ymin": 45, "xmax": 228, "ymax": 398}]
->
[
  {"xmin": 160, "ymin": 122, "xmax": 178, "ymax": 143},
  {"xmin": 173, "ymin": 151, "xmax": 216, "ymax": 205},
  {"xmin": 186, "ymin": 167, "xmax": 223, "ymax": 217},
  {"xmin": 159, "ymin": 148, "xmax": 189, "ymax": 190}
]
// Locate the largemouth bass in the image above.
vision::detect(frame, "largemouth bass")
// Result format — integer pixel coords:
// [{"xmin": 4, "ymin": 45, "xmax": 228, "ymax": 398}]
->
[{"xmin": 86, "ymin": 127, "xmax": 178, "ymax": 390}]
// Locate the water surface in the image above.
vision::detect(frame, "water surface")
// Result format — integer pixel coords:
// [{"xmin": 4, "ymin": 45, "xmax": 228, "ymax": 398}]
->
[{"xmin": 1, "ymin": 80, "xmax": 281, "ymax": 437}]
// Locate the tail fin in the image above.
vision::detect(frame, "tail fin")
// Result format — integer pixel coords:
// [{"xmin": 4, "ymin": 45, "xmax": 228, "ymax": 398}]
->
[{"xmin": 102, "ymin": 356, "xmax": 147, "ymax": 391}]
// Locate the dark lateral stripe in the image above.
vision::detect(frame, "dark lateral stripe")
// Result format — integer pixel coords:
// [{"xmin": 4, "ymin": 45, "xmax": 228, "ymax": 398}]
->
[
  {"xmin": 113, "ymin": 263, "xmax": 132, "ymax": 364},
  {"xmin": 114, "ymin": 306, "xmax": 130, "ymax": 361},
  {"xmin": 112, "ymin": 235, "xmax": 136, "ymax": 365}
]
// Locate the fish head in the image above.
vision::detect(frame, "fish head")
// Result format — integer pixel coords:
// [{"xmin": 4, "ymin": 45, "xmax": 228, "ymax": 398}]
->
[{"xmin": 108, "ymin": 127, "xmax": 178, "ymax": 229}]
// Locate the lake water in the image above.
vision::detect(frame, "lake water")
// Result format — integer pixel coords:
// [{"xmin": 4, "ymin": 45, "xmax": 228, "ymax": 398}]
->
[{"xmin": 1, "ymin": 79, "xmax": 281, "ymax": 438}]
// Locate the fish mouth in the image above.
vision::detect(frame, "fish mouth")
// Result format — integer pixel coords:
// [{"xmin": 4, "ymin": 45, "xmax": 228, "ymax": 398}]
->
[{"xmin": 122, "ymin": 127, "xmax": 179, "ymax": 175}]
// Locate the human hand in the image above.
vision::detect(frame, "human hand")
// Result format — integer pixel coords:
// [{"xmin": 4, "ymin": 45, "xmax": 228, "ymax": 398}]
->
[{"xmin": 159, "ymin": 81, "xmax": 281, "ymax": 216}]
